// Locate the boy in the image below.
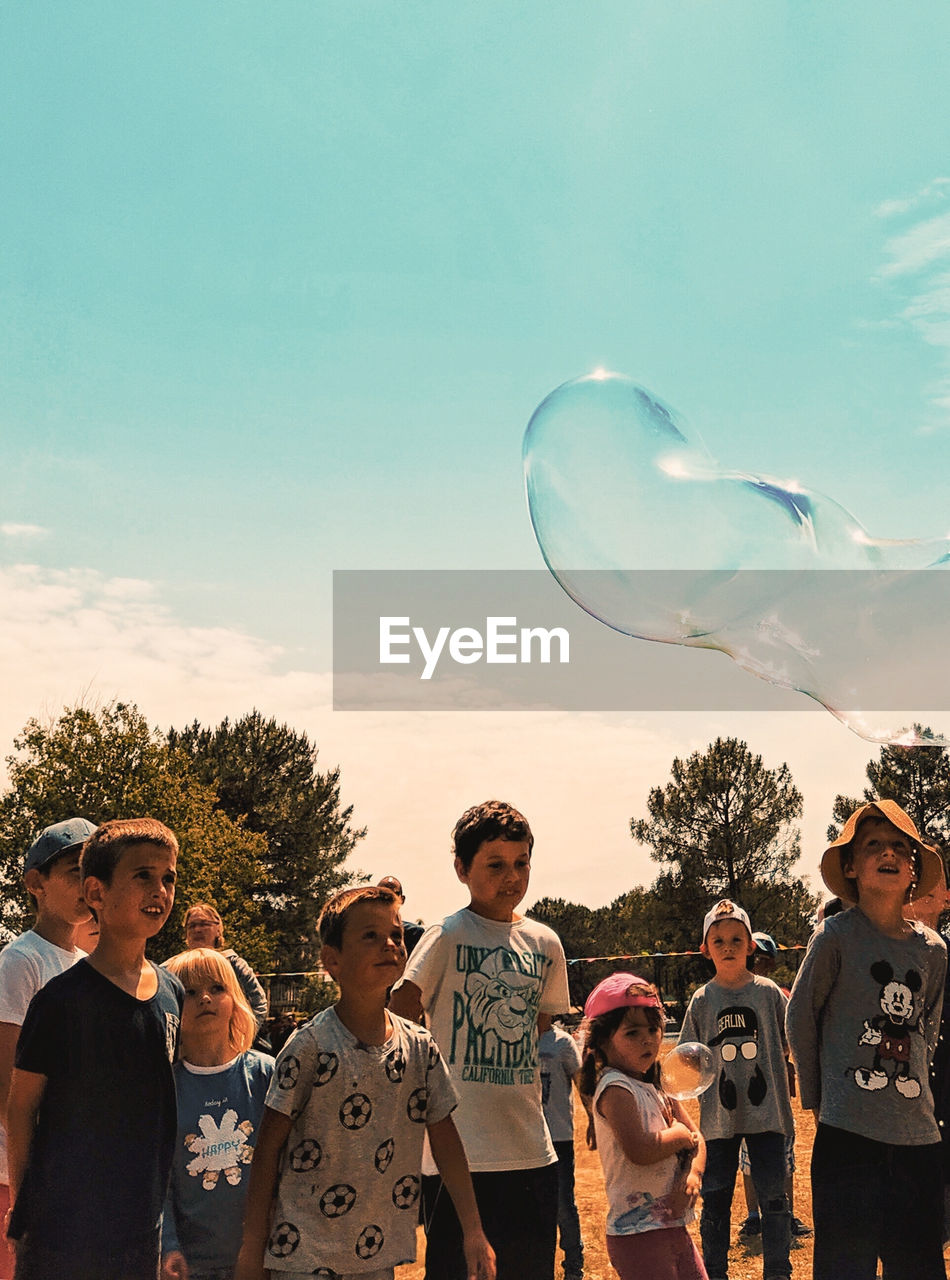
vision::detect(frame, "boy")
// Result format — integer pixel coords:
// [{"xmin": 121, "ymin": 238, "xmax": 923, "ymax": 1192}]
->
[
  {"xmin": 235, "ymin": 884, "xmax": 494, "ymax": 1280},
  {"xmin": 737, "ymin": 932, "xmax": 811, "ymax": 1241},
  {"xmin": 390, "ymin": 799, "xmax": 571, "ymax": 1280},
  {"xmin": 679, "ymin": 899, "xmax": 793, "ymax": 1280},
  {"xmin": 539, "ymin": 1019, "xmax": 585, "ymax": 1280},
  {"xmin": 5, "ymin": 817, "xmax": 182, "ymax": 1280},
  {"xmin": 786, "ymin": 799, "xmax": 947, "ymax": 1280},
  {"xmin": 0, "ymin": 818, "xmax": 97, "ymax": 1280}
]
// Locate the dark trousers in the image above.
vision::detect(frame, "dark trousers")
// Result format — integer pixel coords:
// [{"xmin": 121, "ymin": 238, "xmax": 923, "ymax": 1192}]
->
[
  {"xmin": 423, "ymin": 1163, "xmax": 559, "ymax": 1280},
  {"xmin": 13, "ymin": 1230, "xmax": 160, "ymax": 1280},
  {"xmin": 811, "ymin": 1123, "xmax": 946, "ymax": 1280},
  {"xmin": 553, "ymin": 1139, "xmax": 584, "ymax": 1275}
]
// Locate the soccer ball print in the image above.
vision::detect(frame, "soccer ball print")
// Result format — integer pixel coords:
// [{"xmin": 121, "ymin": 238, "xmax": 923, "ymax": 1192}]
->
[
  {"xmin": 406, "ymin": 1086, "xmax": 428, "ymax": 1122},
  {"xmin": 339, "ymin": 1091, "xmax": 372, "ymax": 1129},
  {"xmin": 355, "ymin": 1223, "xmax": 385, "ymax": 1260},
  {"xmin": 392, "ymin": 1173, "xmax": 420, "ymax": 1209},
  {"xmin": 267, "ymin": 1221, "xmax": 301, "ymax": 1257},
  {"xmin": 374, "ymin": 1137, "xmax": 395, "ymax": 1173},
  {"xmin": 289, "ymin": 1137, "xmax": 322, "ymax": 1172},
  {"xmin": 319, "ymin": 1183, "xmax": 357, "ymax": 1218},
  {"xmin": 384, "ymin": 1045, "xmax": 407, "ymax": 1082},
  {"xmin": 276, "ymin": 1054, "xmax": 300, "ymax": 1091},
  {"xmin": 313, "ymin": 1050, "xmax": 339, "ymax": 1086}
]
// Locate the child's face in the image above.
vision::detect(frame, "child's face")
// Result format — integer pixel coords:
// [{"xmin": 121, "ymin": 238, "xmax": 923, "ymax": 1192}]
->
[
  {"xmin": 844, "ymin": 818, "xmax": 917, "ymax": 902},
  {"xmin": 604, "ymin": 1007, "xmax": 664, "ymax": 1079},
  {"xmin": 84, "ymin": 842, "xmax": 177, "ymax": 941},
  {"xmin": 180, "ymin": 975, "xmax": 234, "ymax": 1048},
  {"xmin": 32, "ymin": 849, "xmax": 92, "ymax": 927},
  {"xmin": 322, "ymin": 900, "xmax": 406, "ymax": 996},
  {"xmin": 455, "ymin": 838, "xmax": 531, "ymax": 921},
  {"xmin": 702, "ymin": 919, "xmax": 755, "ymax": 979}
]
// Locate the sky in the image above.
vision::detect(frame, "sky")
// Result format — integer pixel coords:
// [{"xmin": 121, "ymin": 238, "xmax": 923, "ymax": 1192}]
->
[{"xmin": 2, "ymin": 2, "xmax": 950, "ymax": 931}]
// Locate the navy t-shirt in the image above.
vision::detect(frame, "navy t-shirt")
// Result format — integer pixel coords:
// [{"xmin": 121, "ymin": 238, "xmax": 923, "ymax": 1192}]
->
[{"xmin": 11, "ymin": 958, "xmax": 183, "ymax": 1249}]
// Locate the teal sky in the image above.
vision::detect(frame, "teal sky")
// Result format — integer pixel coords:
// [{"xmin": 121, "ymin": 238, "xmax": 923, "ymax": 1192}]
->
[{"xmin": 2, "ymin": 4, "xmax": 949, "ymax": 918}]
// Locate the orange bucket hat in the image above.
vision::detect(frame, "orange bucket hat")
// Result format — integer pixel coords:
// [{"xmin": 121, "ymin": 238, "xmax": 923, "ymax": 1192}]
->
[{"xmin": 820, "ymin": 799, "xmax": 944, "ymax": 905}]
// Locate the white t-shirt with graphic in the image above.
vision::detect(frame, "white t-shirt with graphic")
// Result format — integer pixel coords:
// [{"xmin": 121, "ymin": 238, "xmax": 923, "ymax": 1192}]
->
[
  {"xmin": 0, "ymin": 929, "xmax": 84, "ymax": 1183},
  {"xmin": 399, "ymin": 908, "xmax": 570, "ymax": 1173}
]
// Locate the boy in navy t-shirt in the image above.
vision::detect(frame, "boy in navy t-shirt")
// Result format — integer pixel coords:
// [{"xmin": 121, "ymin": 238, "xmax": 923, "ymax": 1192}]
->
[{"xmin": 5, "ymin": 818, "xmax": 183, "ymax": 1280}]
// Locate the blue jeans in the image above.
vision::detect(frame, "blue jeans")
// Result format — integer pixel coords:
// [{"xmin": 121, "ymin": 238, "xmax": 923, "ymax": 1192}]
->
[
  {"xmin": 700, "ymin": 1131, "xmax": 790, "ymax": 1280},
  {"xmin": 553, "ymin": 1139, "xmax": 584, "ymax": 1275}
]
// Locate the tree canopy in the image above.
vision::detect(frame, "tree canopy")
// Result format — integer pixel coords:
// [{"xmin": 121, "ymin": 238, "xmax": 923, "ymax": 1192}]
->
[
  {"xmin": 631, "ymin": 736, "xmax": 805, "ymax": 900},
  {"xmin": 0, "ymin": 703, "xmax": 274, "ymax": 965},
  {"xmin": 167, "ymin": 710, "xmax": 365, "ymax": 969},
  {"xmin": 829, "ymin": 723, "xmax": 950, "ymax": 855}
]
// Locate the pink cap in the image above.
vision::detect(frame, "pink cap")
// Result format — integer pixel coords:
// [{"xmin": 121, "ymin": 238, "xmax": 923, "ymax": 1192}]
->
[{"xmin": 584, "ymin": 972, "xmax": 663, "ymax": 1020}]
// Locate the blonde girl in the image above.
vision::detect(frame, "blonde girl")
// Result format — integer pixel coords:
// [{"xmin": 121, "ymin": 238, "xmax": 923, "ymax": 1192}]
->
[
  {"xmin": 581, "ymin": 973, "xmax": 707, "ymax": 1280},
  {"xmin": 161, "ymin": 948, "xmax": 275, "ymax": 1280}
]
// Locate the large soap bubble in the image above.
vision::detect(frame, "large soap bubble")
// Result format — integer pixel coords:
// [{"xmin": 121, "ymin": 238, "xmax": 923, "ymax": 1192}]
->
[
  {"xmin": 523, "ymin": 371, "xmax": 950, "ymax": 744},
  {"xmin": 660, "ymin": 1041, "xmax": 716, "ymax": 1100}
]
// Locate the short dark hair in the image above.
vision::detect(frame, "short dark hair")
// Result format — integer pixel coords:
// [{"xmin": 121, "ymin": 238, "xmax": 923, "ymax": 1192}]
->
[
  {"xmin": 318, "ymin": 885, "xmax": 400, "ymax": 951},
  {"xmin": 452, "ymin": 800, "xmax": 534, "ymax": 870},
  {"xmin": 81, "ymin": 817, "xmax": 178, "ymax": 886}
]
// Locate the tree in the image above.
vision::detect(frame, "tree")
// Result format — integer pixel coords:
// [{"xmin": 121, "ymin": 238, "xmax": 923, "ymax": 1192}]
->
[
  {"xmin": 167, "ymin": 711, "xmax": 365, "ymax": 969},
  {"xmin": 631, "ymin": 737, "xmax": 805, "ymax": 903},
  {"xmin": 0, "ymin": 703, "xmax": 275, "ymax": 966},
  {"xmin": 829, "ymin": 723, "xmax": 950, "ymax": 854}
]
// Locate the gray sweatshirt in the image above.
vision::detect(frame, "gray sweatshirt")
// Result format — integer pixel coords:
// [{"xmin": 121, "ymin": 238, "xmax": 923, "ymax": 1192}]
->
[{"xmin": 786, "ymin": 906, "xmax": 946, "ymax": 1145}]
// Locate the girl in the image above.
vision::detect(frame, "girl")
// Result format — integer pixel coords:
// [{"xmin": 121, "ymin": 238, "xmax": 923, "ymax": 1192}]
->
[
  {"xmin": 181, "ymin": 902, "xmax": 269, "ymax": 1032},
  {"xmin": 582, "ymin": 972, "xmax": 707, "ymax": 1280},
  {"xmin": 161, "ymin": 948, "xmax": 275, "ymax": 1280}
]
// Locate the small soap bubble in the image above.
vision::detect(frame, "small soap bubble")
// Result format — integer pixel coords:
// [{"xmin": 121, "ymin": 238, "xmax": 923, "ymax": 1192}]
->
[
  {"xmin": 660, "ymin": 1041, "xmax": 716, "ymax": 1100},
  {"xmin": 523, "ymin": 371, "xmax": 950, "ymax": 743}
]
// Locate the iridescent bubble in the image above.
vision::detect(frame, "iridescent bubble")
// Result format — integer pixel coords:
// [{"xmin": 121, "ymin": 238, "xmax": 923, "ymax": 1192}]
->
[
  {"xmin": 523, "ymin": 371, "xmax": 950, "ymax": 744},
  {"xmin": 660, "ymin": 1041, "xmax": 716, "ymax": 1100}
]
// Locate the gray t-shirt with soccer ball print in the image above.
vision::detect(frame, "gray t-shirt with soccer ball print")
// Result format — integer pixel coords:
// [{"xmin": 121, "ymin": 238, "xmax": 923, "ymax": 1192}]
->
[{"xmin": 264, "ymin": 1006, "xmax": 457, "ymax": 1275}]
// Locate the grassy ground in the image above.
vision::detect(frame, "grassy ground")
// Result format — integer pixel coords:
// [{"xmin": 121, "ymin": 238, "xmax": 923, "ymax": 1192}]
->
[
  {"xmin": 397, "ymin": 1089, "xmax": 817, "ymax": 1280},
  {"xmin": 396, "ymin": 1084, "xmax": 950, "ymax": 1279}
]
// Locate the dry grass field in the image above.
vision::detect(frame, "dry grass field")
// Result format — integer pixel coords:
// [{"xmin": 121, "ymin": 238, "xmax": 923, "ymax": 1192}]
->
[{"xmin": 396, "ymin": 1084, "xmax": 950, "ymax": 1280}]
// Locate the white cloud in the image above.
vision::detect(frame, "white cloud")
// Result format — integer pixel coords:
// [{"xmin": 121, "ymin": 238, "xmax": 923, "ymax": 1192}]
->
[
  {"xmin": 878, "ymin": 211, "xmax": 950, "ymax": 280},
  {"xmin": 0, "ymin": 562, "xmax": 891, "ymax": 928},
  {"xmin": 874, "ymin": 177, "xmax": 950, "ymax": 221},
  {"xmin": 1, "ymin": 524, "xmax": 47, "ymax": 540},
  {"xmin": 872, "ymin": 187, "xmax": 950, "ymax": 426}
]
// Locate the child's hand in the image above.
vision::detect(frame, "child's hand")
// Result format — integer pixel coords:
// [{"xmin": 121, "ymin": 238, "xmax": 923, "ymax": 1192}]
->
[
  {"xmin": 463, "ymin": 1227, "xmax": 497, "ymax": 1279},
  {"xmin": 668, "ymin": 1119, "xmax": 699, "ymax": 1152},
  {"xmin": 161, "ymin": 1252, "xmax": 190, "ymax": 1280}
]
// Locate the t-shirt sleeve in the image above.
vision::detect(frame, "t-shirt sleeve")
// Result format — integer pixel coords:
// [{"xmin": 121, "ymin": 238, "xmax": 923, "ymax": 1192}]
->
[
  {"xmin": 13, "ymin": 985, "xmax": 62, "ymax": 1078},
  {"xmin": 423, "ymin": 1034, "xmax": 459, "ymax": 1126},
  {"xmin": 398, "ymin": 923, "xmax": 447, "ymax": 1008},
  {"xmin": 539, "ymin": 934, "xmax": 570, "ymax": 1016},
  {"xmin": 0, "ymin": 947, "xmax": 41, "ymax": 1026},
  {"xmin": 559, "ymin": 1031, "xmax": 582, "ymax": 1077},
  {"xmin": 786, "ymin": 925, "xmax": 839, "ymax": 1112},
  {"xmin": 923, "ymin": 933, "xmax": 948, "ymax": 1060},
  {"xmin": 265, "ymin": 1028, "xmax": 317, "ymax": 1119},
  {"xmin": 678, "ymin": 990, "xmax": 702, "ymax": 1046}
]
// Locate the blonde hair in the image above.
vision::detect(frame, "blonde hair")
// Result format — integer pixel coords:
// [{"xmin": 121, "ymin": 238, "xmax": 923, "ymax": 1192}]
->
[{"xmin": 165, "ymin": 947, "xmax": 256, "ymax": 1055}]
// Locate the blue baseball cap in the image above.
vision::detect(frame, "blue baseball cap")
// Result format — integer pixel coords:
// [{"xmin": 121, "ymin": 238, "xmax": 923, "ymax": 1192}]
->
[
  {"xmin": 752, "ymin": 932, "xmax": 778, "ymax": 960},
  {"xmin": 23, "ymin": 818, "xmax": 98, "ymax": 875}
]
